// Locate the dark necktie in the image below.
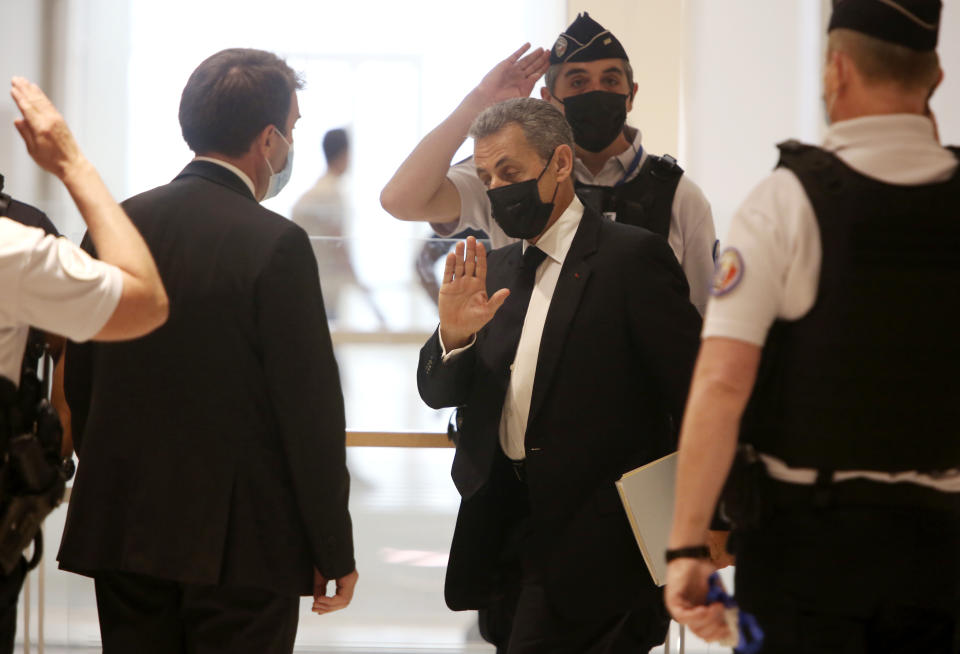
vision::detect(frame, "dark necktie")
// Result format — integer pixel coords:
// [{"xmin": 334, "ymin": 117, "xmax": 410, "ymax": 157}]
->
[{"xmin": 485, "ymin": 245, "xmax": 548, "ymax": 379}]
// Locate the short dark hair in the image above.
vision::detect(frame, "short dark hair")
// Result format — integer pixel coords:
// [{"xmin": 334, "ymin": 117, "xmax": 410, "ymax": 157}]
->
[
  {"xmin": 179, "ymin": 48, "xmax": 303, "ymax": 157},
  {"xmin": 322, "ymin": 128, "xmax": 349, "ymax": 164}
]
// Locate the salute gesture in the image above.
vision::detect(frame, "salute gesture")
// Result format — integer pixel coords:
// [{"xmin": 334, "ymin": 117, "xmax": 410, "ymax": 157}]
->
[
  {"xmin": 439, "ymin": 236, "xmax": 510, "ymax": 349},
  {"xmin": 379, "ymin": 43, "xmax": 550, "ymax": 223},
  {"xmin": 10, "ymin": 77, "xmax": 85, "ymax": 181},
  {"xmin": 473, "ymin": 43, "xmax": 551, "ymax": 107}
]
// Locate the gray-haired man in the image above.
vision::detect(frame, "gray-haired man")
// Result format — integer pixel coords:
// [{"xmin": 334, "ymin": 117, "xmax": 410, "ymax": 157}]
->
[{"xmin": 416, "ymin": 98, "xmax": 702, "ymax": 653}]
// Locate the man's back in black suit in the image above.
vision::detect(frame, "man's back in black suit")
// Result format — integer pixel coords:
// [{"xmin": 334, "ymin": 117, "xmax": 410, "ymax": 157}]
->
[
  {"xmin": 61, "ymin": 49, "xmax": 356, "ymax": 654},
  {"xmin": 415, "ymin": 98, "xmax": 702, "ymax": 654}
]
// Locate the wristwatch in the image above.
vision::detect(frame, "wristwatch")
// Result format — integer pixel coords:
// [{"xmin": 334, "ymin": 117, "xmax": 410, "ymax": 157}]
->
[{"xmin": 665, "ymin": 545, "xmax": 710, "ymax": 562}]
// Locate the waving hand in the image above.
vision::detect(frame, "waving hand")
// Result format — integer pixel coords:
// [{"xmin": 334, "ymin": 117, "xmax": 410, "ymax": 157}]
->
[{"xmin": 438, "ymin": 237, "xmax": 509, "ymax": 349}]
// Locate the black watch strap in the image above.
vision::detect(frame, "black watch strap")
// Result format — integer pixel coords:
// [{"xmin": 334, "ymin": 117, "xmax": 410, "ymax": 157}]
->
[{"xmin": 665, "ymin": 545, "xmax": 710, "ymax": 563}]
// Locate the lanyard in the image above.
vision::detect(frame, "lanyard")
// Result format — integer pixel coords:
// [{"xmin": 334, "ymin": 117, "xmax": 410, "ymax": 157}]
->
[
  {"xmin": 614, "ymin": 145, "xmax": 644, "ymax": 187},
  {"xmin": 706, "ymin": 572, "xmax": 764, "ymax": 654}
]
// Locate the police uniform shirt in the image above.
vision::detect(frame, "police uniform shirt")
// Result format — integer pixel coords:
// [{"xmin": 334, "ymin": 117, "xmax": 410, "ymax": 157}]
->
[
  {"xmin": 442, "ymin": 128, "xmax": 716, "ymax": 314},
  {"xmin": 0, "ymin": 218, "xmax": 123, "ymax": 383},
  {"xmin": 703, "ymin": 113, "xmax": 958, "ymax": 487},
  {"xmin": 439, "ymin": 196, "xmax": 585, "ymax": 461}
]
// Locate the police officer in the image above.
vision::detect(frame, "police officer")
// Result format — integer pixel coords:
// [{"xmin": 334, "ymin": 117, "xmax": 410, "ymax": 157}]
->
[
  {"xmin": 381, "ymin": 13, "xmax": 716, "ymax": 314},
  {"xmin": 0, "ymin": 77, "xmax": 168, "ymax": 653},
  {"xmin": 665, "ymin": 1, "xmax": 958, "ymax": 652}
]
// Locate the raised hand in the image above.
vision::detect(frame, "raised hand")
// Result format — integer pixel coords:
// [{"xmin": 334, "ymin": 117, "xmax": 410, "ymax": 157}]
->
[
  {"xmin": 10, "ymin": 77, "xmax": 84, "ymax": 180},
  {"xmin": 474, "ymin": 43, "xmax": 552, "ymax": 107},
  {"xmin": 439, "ymin": 236, "xmax": 510, "ymax": 349}
]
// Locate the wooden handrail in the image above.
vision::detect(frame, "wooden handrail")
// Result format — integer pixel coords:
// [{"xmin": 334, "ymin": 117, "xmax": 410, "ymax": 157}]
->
[{"xmin": 345, "ymin": 431, "xmax": 453, "ymax": 448}]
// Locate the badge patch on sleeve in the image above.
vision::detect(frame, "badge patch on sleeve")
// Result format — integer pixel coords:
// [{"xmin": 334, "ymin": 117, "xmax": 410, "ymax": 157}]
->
[{"xmin": 711, "ymin": 247, "xmax": 744, "ymax": 297}]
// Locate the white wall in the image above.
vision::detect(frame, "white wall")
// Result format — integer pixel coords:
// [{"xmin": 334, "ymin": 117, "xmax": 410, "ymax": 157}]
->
[
  {"xmin": 0, "ymin": 0, "xmax": 47, "ymax": 207},
  {"xmin": 931, "ymin": 0, "xmax": 960, "ymax": 144},
  {"xmin": 682, "ymin": 0, "xmax": 825, "ymax": 241}
]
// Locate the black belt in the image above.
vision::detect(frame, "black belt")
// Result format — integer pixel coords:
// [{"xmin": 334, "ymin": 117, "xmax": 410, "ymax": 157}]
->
[{"xmin": 763, "ymin": 475, "xmax": 960, "ymax": 515}]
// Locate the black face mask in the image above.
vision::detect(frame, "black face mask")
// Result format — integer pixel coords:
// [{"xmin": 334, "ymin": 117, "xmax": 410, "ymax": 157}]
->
[
  {"xmin": 486, "ymin": 151, "xmax": 558, "ymax": 240},
  {"xmin": 560, "ymin": 90, "xmax": 628, "ymax": 153}
]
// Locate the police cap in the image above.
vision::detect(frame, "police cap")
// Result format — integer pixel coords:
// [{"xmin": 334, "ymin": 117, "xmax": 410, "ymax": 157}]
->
[
  {"xmin": 829, "ymin": 0, "xmax": 941, "ymax": 51},
  {"xmin": 550, "ymin": 12, "xmax": 628, "ymax": 65}
]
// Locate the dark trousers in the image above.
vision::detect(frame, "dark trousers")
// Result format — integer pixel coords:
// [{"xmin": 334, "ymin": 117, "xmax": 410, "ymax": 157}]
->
[
  {"xmin": 734, "ymin": 481, "xmax": 960, "ymax": 654},
  {"xmin": 94, "ymin": 571, "xmax": 299, "ymax": 654},
  {"xmin": 478, "ymin": 455, "xmax": 669, "ymax": 654},
  {"xmin": 488, "ymin": 583, "xmax": 668, "ymax": 654},
  {"xmin": 0, "ymin": 559, "xmax": 26, "ymax": 654}
]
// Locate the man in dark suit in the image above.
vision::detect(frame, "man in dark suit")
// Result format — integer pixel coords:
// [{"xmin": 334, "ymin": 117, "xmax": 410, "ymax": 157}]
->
[
  {"xmin": 60, "ymin": 49, "xmax": 357, "ymax": 654},
  {"xmin": 417, "ymin": 97, "xmax": 702, "ymax": 653}
]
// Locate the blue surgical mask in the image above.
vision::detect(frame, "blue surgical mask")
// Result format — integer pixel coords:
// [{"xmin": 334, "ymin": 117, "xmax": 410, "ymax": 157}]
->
[{"xmin": 263, "ymin": 127, "xmax": 293, "ymax": 200}]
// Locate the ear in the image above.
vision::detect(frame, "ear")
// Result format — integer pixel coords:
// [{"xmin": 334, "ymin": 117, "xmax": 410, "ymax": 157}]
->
[
  {"xmin": 931, "ymin": 67, "xmax": 945, "ymax": 96},
  {"xmin": 554, "ymin": 144, "xmax": 574, "ymax": 183},
  {"xmin": 626, "ymin": 82, "xmax": 639, "ymax": 112},
  {"xmin": 542, "ymin": 86, "xmax": 564, "ymax": 112},
  {"xmin": 255, "ymin": 123, "xmax": 277, "ymax": 156},
  {"xmin": 833, "ymin": 50, "xmax": 851, "ymax": 91}
]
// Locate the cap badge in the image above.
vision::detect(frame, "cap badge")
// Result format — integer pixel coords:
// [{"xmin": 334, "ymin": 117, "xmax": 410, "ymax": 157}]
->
[{"xmin": 554, "ymin": 36, "xmax": 568, "ymax": 58}]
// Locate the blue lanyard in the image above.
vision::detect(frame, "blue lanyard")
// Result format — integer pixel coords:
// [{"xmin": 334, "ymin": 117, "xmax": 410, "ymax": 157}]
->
[
  {"xmin": 705, "ymin": 572, "xmax": 764, "ymax": 654},
  {"xmin": 614, "ymin": 145, "xmax": 644, "ymax": 187}
]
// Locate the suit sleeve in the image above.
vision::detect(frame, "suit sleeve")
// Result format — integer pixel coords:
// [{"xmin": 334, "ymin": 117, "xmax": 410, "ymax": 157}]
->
[
  {"xmin": 62, "ymin": 232, "xmax": 96, "ymax": 454},
  {"xmin": 256, "ymin": 226, "xmax": 355, "ymax": 579},
  {"xmin": 627, "ymin": 233, "xmax": 703, "ymax": 432},
  {"xmin": 417, "ymin": 327, "xmax": 477, "ymax": 409}
]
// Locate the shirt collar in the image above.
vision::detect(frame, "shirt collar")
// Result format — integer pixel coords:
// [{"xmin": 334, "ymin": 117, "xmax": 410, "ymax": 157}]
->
[
  {"xmin": 193, "ymin": 156, "xmax": 257, "ymax": 198},
  {"xmin": 522, "ymin": 195, "xmax": 584, "ymax": 265},
  {"xmin": 615, "ymin": 126, "xmax": 644, "ymax": 170},
  {"xmin": 823, "ymin": 114, "xmax": 938, "ymax": 155}
]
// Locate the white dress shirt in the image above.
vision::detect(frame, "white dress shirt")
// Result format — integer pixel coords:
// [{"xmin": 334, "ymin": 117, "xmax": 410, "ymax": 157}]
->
[
  {"xmin": 0, "ymin": 218, "xmax": 123, "ymax": 383},
  {"xmin": 442, "ymin": 128, "xmax": 716, "ymax": 314},
  {"xmin": 440, "ymin": 197, "xmax": 585, "ymax": 460}
]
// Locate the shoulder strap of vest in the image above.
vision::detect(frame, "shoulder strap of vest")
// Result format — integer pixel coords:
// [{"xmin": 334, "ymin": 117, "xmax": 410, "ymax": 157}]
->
[
  {"xmin": 646, "ymin": 153, "xmax": 684, "ymax": 181},
  {"xmin": 776, "ymin": 139, "xmax": 825, "ymax": 168},
  {"xmin": 775, "ymin": 139, "xmax": 847, "ymax": 196}
]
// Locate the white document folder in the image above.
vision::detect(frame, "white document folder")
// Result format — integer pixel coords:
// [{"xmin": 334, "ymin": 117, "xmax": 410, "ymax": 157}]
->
[{"xmin": 615, "ymin": 451, "xmax": 678, "ymax": 587}]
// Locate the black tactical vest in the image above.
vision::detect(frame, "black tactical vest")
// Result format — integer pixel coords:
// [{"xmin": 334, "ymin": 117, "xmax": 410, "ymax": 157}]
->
[
  {"xmin": 740, "ymin": 140, "xmax": 960, "ymax": 473},
  {"xmin": 575, "ymin": 153, "xmax": 683, "ymax": 239}
]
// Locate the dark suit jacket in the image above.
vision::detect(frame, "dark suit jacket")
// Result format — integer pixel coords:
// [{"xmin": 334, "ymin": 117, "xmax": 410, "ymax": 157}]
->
[
  {"xmin": 60, "ymin": 160, "xmax": 354, "ymax": 596},
  {"xmin": 418, "ymin": 204, "xmax": 701, "ymax": 620}
]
